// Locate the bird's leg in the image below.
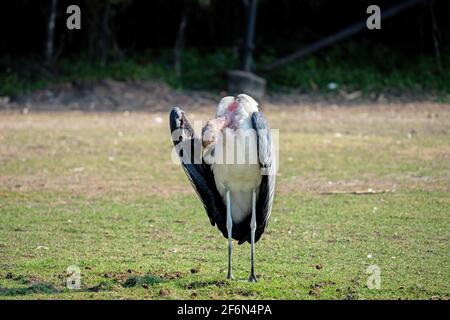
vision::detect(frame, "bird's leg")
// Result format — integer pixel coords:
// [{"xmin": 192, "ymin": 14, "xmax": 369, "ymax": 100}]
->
[
  {"xmin": 226, "ymin": 190, "xmax": 234, "ymax": 280},
  {"xmin": 249, "ymin": 189, "xmax": 257, "ymax": 282}
]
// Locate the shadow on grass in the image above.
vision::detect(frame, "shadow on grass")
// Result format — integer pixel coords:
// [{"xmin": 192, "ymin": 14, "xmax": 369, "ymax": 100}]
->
[
  {"xmin": 122, "ymin": 274, "xmax": 164, "ymax": 288},
  {"xmin": 0, "ymin": 280, "xmax": 120, "ymax": 296},
  {"xmin": 1, "ymin": 272, "xmax": 175, "ymax": 296},
  {"xmin": 0, "ymin": 283, "xmax": 60, "ymax": 296},
  {"xmin": 1, "ymin": 271, "xmax": 118, "ymax": 297}
]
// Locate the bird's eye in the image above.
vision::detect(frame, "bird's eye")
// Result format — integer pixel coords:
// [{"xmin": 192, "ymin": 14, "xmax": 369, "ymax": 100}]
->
[{"xmin": 236, "ymin": 97, "xmax": 240, "ymax": 103}]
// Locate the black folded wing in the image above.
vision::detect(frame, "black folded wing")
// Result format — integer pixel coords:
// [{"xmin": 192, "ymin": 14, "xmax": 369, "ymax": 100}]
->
[
  {"xmin": 169, "ymin": 107, "xmax": 228, "ymax": 237},
  {"xmin": 251, "ymin": 112, "xmax": 276, "ymax": 243}
]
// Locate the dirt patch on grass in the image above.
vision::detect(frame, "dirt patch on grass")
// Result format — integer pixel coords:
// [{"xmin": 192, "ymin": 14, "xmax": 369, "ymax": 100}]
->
[
  {"xmin": 4, "ymin": 272, "xmax": 46, "ymax": 285},
  {"xmin": 122, "ymin": 274, "xmax": 164, "ymax": 288},
  {"xmin": 278, "ymin": 175, "xmax": 450, "ymax": 194},
  {"xmin": 101, "ymin": 270, "xmax": 184, "ymax": 288},
  {"xmin": 159, "ymin": 271, "xmax": 186, "ymax": 280},
  {"xmin": 3, "ymin": 80, "xmax": 218, "ymax": 112},
  {"xmin": 0, "ymin": 174, "xmax": 192, "ymax": 196},
  {"xmin": 185, "ymin": 280, "xmax": 228, "ymax": 289},
  {"xmin": 309, "ymin": 281, "xmax": 338, "ymax": 298},
  {"xmin": 278, "ymin": 177, "xmax": 397, "ymax": 194},
  {"xmin": 2, "ymin": 79, "xmax": 448, "ymax": 113},
  {"xmin": 88, "ymin": 281, "xmax": 114, "ymax": 292}
]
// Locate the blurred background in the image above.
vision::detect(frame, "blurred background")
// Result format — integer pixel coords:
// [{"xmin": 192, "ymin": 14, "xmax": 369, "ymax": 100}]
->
[
  {"xmin": 0, "ymin": 0, "xmax": 449, "ymax": 107},
  {"xmin": 1, "ymin": 1, "xmax": 450, "ymax": 300}
]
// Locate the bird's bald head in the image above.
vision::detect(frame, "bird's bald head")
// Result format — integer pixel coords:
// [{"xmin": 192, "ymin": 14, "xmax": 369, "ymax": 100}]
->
[{"xmin": 216, "ymin": 94, "xmax": 259, "ymax": 118}]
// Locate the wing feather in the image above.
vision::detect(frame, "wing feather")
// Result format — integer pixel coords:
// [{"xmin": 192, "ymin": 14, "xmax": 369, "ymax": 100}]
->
[
  {"xmin": 169, "ymin": 107, "xmax": 227, "ymax": 236},
  {"xmin": 251, "ymin": 112, "xmax": 276, "ymax": 243}
]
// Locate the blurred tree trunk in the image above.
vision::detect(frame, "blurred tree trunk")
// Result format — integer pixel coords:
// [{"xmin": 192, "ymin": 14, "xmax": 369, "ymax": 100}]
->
[
  {"xmin": 429, "ymin": 1, "xmax": 443, "ymax": 72},
  {"xmin": 99, "ymin": 1, "xmax": 112, "ymax": 65},
  {"xmin": 45, "ymin": 0, "xmax": 58, "ymax": 64},
  {"xmin": 173, "ymin": 12, "xmax": 188, "ymax": 79},
  {"xmin": 86, "ymin": 1, "xmax": 115, "ymax": 65}
]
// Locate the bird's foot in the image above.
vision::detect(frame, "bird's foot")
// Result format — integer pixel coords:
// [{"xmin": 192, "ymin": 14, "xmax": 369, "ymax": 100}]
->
[
  {"xmin": 226, "ymin": 272, "xmax": 234, "ymax": 280},
  {"xmin": 248, "ymin": 274, "xmax": 258, "ymax": 283}
]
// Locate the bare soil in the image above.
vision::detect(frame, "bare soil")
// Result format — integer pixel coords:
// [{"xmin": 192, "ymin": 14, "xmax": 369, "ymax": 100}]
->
[{"xmin": 0, "ymin": 80, "xmax": 445, "ymax": 112}]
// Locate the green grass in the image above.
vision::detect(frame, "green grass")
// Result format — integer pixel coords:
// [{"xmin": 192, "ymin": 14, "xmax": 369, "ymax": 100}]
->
[
  {"xmin": 0, "ymin": 106, "xmax": 449, "ymax": 299},
  {"xmin": 1, "ymin": 43, "xmax": 449, "ymax": 99}
]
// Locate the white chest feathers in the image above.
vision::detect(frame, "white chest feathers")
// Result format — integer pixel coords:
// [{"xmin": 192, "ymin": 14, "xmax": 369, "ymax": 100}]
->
[{"xmin": 212, "ymin": 122, "xmax": 262, "ymax": 223}]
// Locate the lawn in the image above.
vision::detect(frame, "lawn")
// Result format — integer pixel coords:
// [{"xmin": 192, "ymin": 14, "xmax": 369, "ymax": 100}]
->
[{"xmin": 0, "ymin": 102, "xmax": 449, "ymax": 299}]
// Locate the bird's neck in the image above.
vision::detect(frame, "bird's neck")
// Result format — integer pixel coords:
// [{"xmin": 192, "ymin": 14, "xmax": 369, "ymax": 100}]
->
[{"xmin": 226, "ymin": 108, "xmax": 251, "ymax": 130}]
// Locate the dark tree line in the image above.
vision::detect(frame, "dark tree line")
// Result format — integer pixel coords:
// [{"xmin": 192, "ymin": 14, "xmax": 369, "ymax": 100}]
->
[{"xmin": 0, "ymin": 0, "xmax": 448, "ymax": 66}]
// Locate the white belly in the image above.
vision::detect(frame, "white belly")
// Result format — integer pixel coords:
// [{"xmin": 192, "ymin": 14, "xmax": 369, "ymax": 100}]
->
[{"xmin": 212, "ymin": 127, "xmax": 262, "ymax": 223}]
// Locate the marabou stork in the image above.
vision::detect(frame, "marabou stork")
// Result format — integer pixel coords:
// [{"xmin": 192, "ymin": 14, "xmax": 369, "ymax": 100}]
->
[{"xmin": 169, "ymin": 94, "xmax": 276, "ymax": 282}]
